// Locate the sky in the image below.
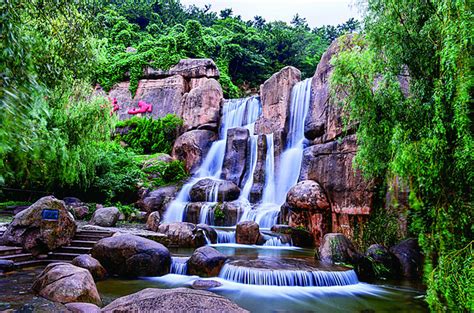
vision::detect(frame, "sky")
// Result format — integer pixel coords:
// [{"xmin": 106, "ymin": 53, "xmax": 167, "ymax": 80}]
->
[{"xmin": 180, "ymin": 0, "xmax": 362, "ymax": 28}]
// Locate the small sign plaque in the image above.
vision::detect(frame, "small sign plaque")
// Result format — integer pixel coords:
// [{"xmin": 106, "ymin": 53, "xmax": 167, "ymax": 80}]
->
[{"xmin": 42, "ymin": 209, "xmax": 59, "ymax": 221}]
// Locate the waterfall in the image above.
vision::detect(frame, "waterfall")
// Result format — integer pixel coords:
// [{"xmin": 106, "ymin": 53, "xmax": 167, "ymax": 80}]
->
[
  {"xmin": 199, "ymin": 202, "xmax": 216, "ymax": 225},
  {"xmin": 219, "ymin": 264, "xmax": 359, "ymax": 287},
  {"xmin": 216, "ymin": 230, "xmax": 236, "ymax": 243},
  {"xmin": 170, "ymin": 257, "xmax": 188, "ymax": 275},
  {"xmin": 239, "ymin": 135, "xmax": 258, "ymax": 201},
  {"xmin": 263, "ymin": 237, "xmax": 292, "ymax": 247},
  {"xmin": 163, "ymin": 97, "xmax": 261, "ymax": 223}
]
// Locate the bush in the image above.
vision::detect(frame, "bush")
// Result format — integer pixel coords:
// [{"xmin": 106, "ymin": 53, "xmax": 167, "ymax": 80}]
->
[
  {"xmin": 142, "ymin": 159, "xmax": 188, "ymax": 187},
  {"xmin": 115, "ymin": 115, "xmax": 183, "ymax": 154}
]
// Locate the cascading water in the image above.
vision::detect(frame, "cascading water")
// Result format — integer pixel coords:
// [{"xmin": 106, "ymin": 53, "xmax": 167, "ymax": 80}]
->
[
  {"xmin": 170, "ymin": 257, "xmax": 188, "ymax": 275},
  {"xmin": 163, "ymin": 97, "xmax": 261, "ymax": 223},
  {"xmin": 219, "ymin": 263, "xmax": 359, "ymax": 287},
  {"xmin": 216, "ymin": 230, "xmax": 236, "ymax": 244}
]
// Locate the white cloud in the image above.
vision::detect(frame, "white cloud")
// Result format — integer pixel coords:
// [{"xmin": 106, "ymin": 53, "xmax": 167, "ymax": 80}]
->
[{"xmin": 180, "ymin": 0, "xmax": 361, "ymax": 27}]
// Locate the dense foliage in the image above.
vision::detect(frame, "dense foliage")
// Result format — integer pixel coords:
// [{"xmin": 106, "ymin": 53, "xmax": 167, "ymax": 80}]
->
[
  {"xmin": 92, "ymin": 0, "xmax": 359, "ymax": 96},
  {"xmin": 331, "ymin": 1, "xmax": 473, "ymax": 311},
  {"xmin": 115, "ymin": 114, "xmax": 182, "ymax": 154}
]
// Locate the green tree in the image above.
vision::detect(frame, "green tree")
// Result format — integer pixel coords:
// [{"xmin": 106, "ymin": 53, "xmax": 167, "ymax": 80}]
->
[{"xmin": 331, "ymin": 1, "xmax": 473, "ymax": 310}]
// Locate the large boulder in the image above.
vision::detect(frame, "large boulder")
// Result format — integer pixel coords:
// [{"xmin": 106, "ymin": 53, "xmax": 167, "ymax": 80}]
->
[
  {"xmin": 187, "ymin": 246, "xmax": 228, "ymax": 277},
  {"xmin": 255, "ymin": 66, "xmax": 301, "ymax": 136},
  {"xmin": 101, "ymin": 288, "xmax": 248, "ymax": 313},
  {"xmin": 319, "ymin": 233, "xmax": 361, "ymax": 264},
  {"xmin": 90, "ymin": 234, "xmax": 171, "ymax": 277},
  {"xmin": 286, "ymin": 180, "xmax": 330, "ymax": 211},
  {"xmin": 221, "ymin": 127, "xmax": 250, "ymax": 186},
  {"xmin": 249, "ymin": 135, "xmax": 268, "ymax": 202},
  {"xmin": 1, "ymin": 196, "xmax": 76, "ymax": 255},
  {"xmin": 157, "ymin": 222, "xmax": 207, "ymax": 248},
  {"xmin": 236, "ymin": 221, "xmax": 265, "ymax": 245},
  {"xmin": 71, "ymin": 254, "xmax": 107, "ymax": 281},
  {"xmin": 283, "ymin": 180, "xmax": 331, "ymax": 245},
  {"xmin": 140, "ymin": 185, "xmax": 178, "ymax": 214},
  {"xmin": 190, "ymin": 178, "xmax": 240, "ymax": 202},
  {"xmin": 169, "ymin": 59, "xmax": 220, "ymax": 79},
  {"xmin": 32, "ymin": 263, "xmax": 101, "ymax": 306},
  {"xmin": 366, "ymin": 244, "xmax": 400, "ymax": 278},
  {"xmin": 181, "ymin": 78, "xmax": 223, "ymax": 131},
  {"xmin": 172, "ymin": 129, "xmax": 217, "ymax": 173},
  {"xmin": 196, "ymin": 224, "xmax": 217, "ymax": 244},
  {"xmin": 221, "ymin": 200, "xmax": 250, "ymax": 226},
  {"xmin": 90, "ymin": 207, "xmax": 120, "ymax": 227},
  {"xmin": 390, "ymin": 238, "xmax": 424, "ymax": 279}
]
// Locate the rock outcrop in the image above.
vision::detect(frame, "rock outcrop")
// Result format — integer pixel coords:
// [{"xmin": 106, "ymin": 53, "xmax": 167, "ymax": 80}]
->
[
  {"xmin": 157, "ymin": 222, "xmax": 207, "ymax": 248},
  {"xmin": 172, "ymin": 130, "xmax": 217, "ymax": 173},
  {"xmin": 187, "ymin": 246, "xmax": 228, "ymax": 277},
  {"xmin": 101, "ymin": 288, "xmax": 248, "ymax": 313},
  {"xmin": 221, "ymin": 127, "xmax": 250, "ymax": 186},
  {"xmin": 91, "ymin": 234, "xmax": 171, "ymax": 277},
  {"xmin": 72, "ymin": 255, "xmax": 107, "ymax": 281},
  {"xmin": 90, "ymin": 207, "xmax": 120, "ymax": 227},
  {"xmin": 181, "ymin": 78, "xmax": 223, "ymax": 131},
  {"xmin": 169, "ymin": 59, "xmax": 220, "ymax": 79},
  {"xmin": 255, "ymin": 66, "xmax": 301, "ymax": 136},
  {"xmin": 146, "ymin": 211, "xmax": 161, "ymax": 231},
  {"xmin": 32, "ymin": 263, "xmax": 101, "ymax": 305},
  {"xmin": 299, "ymin": 135, "xmax": 374, "ymax": 238},
  {"xmin": 1, "ymin": 196, "xmax": 76, "ymax": 256},
  {"xmin": 189, "ymin": 178, "xmax": 240, "ymax": 202},
  {"xmin": 236, "ymin": 221, "xmax": 265, "ymax": 245}
]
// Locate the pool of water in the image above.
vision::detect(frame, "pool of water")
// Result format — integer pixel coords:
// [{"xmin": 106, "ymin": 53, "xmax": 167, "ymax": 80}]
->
[{"xmin": 96, "ymin": 274, "xmax": 428, "ymax": 312}]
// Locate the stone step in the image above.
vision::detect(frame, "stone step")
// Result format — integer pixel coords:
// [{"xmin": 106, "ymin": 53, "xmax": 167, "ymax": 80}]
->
[
  {"xmin": 15, "ymin": 259, "xmax": 50, "ymax": 268},
  {"xmin": 70, "ymin": 240, "xmax": 96, "ymax": 247},
  {"xmin": 0, "ymin": 246, "xmax": 23, "ymax": 257},
  {"xmin": 0, "ymin": 253, "xmax": 35, "ymax": 263},
  {"xmin": 56, "ymin": 246, "xmax": 91, "ymax": 254},
  {"xmin": 74, "ymin": 235, "xmax": 108, "ymax": 241},
  {"xmin": 76, "ymin": 230, "xmax": 114, "ymax": 237},
  {"xmin": 48, "ymin": 252, "xmax": 80, "ymax": 261}
]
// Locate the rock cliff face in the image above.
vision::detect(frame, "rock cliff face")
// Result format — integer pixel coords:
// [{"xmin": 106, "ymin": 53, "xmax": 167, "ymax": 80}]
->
[{"xmin": 281, "ymin": 38, "xmax": 375, "ymax": 241}]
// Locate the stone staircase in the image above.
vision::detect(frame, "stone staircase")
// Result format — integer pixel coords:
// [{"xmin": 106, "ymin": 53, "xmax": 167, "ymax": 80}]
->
[{"xmin": 0, "ymin": 229, "xmax": 114, "ymax": 269}]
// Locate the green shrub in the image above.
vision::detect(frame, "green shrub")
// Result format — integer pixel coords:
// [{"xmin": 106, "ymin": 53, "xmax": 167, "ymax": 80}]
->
[
  {"xmin": 115, "ymin": 115, "xmax": 183, "ymax": 154},
  {"xmin": 143, "ymin": 160, "xmax": 188, "ymax": 187}
]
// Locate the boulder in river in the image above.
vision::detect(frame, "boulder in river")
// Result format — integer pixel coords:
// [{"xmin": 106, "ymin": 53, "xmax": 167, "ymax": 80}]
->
[
  {"xmin": 157, "ymin": 222, "xmax": 207, "ymax": 248},
  {"xmin": 65, "ymin": 302, "xmax": 101, "ymax": 313},
  {"xmin": 271, "ymin": 224, "xmax": 314, "ymax": 248},
  {"xmin": 366, "ymin": 244, "xmax": 401, "ymax": 278},
  {"xmin": 72, "ymin": 254, "xmax": 107, "ymax": 281},
  {"xmin": 236, "ymin": 221, "xmax": 265, "ymax": 245},
  {"xmin": 390, "ymin": 238, "xmax": 424, "ymax": 279},
  {"xmin": 90, "ymin": 207, "xmax": 120, "ymax": 227},
  {"xmin": 187, "ymin": 246, "xmax": 228, "ymax": 277},
  {"xmin": 190, "ymin": 178, "xmax": 241, "ymax": 202},
  {"xmin": 91, "ymin": 234, "xmax": 171, "ymax": 277},
  {"xmin": 319, "ymin": 233, "xmax": 361, "ymax": 264},
  {"xmin": 101, "ymin": 288, "xmax": 248, "ymax": 313},
  {"xmin": 1, "ymin": 196, "xmax": 76, "ymax": 256},
  {"xmin": 32, "ymin": 263, "xmax": 101, "ymax": 306}
]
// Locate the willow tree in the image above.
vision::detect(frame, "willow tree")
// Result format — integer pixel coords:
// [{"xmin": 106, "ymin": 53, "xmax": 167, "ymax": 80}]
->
[{"xmin": 331, "ymin": 1, "xmax": 473, "ymax": 311}]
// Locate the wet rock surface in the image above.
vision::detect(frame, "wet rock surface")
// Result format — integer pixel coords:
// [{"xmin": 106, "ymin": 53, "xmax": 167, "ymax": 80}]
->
[
  {"xmin": 221, "ymin": 127, "xmax": 250, "ymax": 186},
  {"xmin": 271, "ymin": 224, "xmax": 314, "ymax": 248},
  {"xmin": 140, "ymin": 185, "xmax": 177, "ymax": 215},
  {"xmin": 236, "ymin": 221, "xmax": 265, "ymax": 245},
  {"xmin": 319, "ymin": 233, "xmax": 361, "ymax": 264},
  {"xmin": 32, "ymin": 263, "xmax": 101, "ymax": 305},
  {"xmin": 191, "ymin": 279, "xmax": 223, "ymax": 290},
  {"xmin": 65, "ymin": 302, "xmax": 101, "ymax": 313},
  {"xmin": 91, "ymin": 234, "xmax": 171, "ymax": 277},
  {"xmin": 190, "ymin": 178, "xmax": 241, "ymax": 202},
  {"xmin": 72, "ymin": 254, "xmax": 107, "ymax": 281},
  {"xmin": 102, "ymin": 287, "xmax": 248, "ymax": 313},
  {"xmin": 172, "ymin": 130, "xmax": 218, "ymax": 173},
  {"xmin": 390, "ymin": 238, "xmax": 424, "ymax": 279},
  {"xmin": 187, "ymin": 246, "xmax": 228, "ymax": 277},
  {"xmin": 1, "ymin": 196, "xmax": 76, "ymax": 256}
]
